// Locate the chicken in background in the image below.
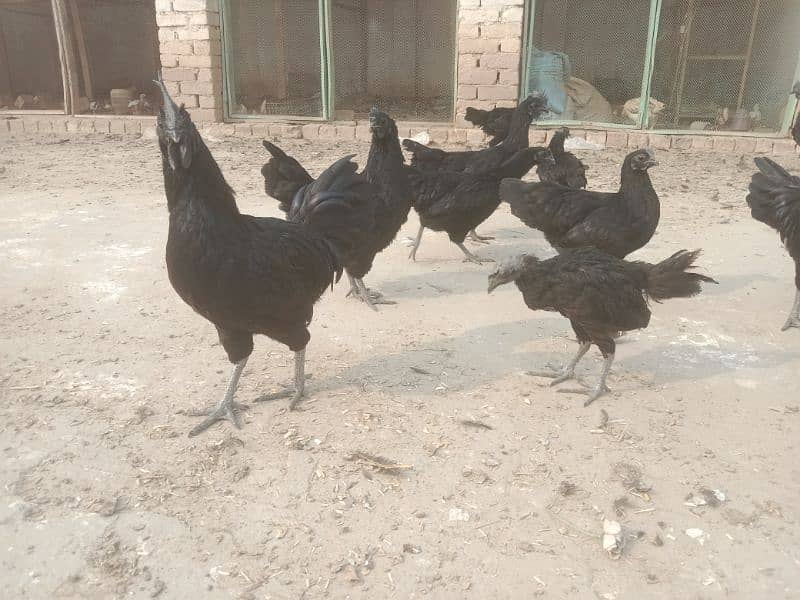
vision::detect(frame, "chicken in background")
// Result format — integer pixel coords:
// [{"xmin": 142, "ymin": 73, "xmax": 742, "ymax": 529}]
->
[
  {"xmin": 791, "ymin": 82, "xmax": 800, "ymax": 146},
  {"xmin": 537, "ymin": 127, "xmax": 588, "ymax": 189},
  {"xmin": 746, "ymin": 157, "xmax": 800, "ymax": 330},
  {"xmin": 406, "ymin": 147, "xmax": 554, "ymax": 263},
  {"xmin": 154, "ymin": 76, "xmax": 359, "ymax": 436},
  {"xmin": 261, "ymin": 107, "xmax": 412, "ymax": 310},
  {"xmin": 500, "ymin": 148, "xmax": 660, "ymax": 259},
  {"xmin": 464, "ymin": 105, "xmax": 515, "ymax": 146},
  {"xmin": 488, "ymin": 247, "xmax": 717, "ymax": 405}
]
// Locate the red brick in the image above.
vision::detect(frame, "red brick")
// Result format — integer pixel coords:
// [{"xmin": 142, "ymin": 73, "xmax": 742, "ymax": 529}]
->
[
  {"xmin": 180, "ymin": 80, "xmax": 214, "ymax": 95},
  {"xmin": 499, "ymin": 69, "xmax": 519, "ymax": 85},
  {"xmin": 500, "ymin": 38, "xmax": 521, "ymax": 53},
  {"xmin": 457, "ymin": 84, "xmax": 478, "ymax": 100},
  {"xmin": 586, "ymin": 131, "xmax": 607, "ymax": 148},
  {"xmin": 692, "ymin": 136, "xmax": 714, "ymax": 150},
  {"xmin": 336, "ymin": 125, "xmax": 356, "ymax": 139},
  {"xmin": 734, "ymin": 137, "xmax": 757, "ymax": 153},
  {"xmin": 754, "ymin": 138, "xmax": 774, "ymax": 154},
  {"xmin": 480, "ymin": 53, "xmax": 520, "ymax": 70},
  {"xmin": 466, "ymin": 129, "xmax": 487, "ymax": 146},
  {"xmin": 477, "ymin": 85, "xmax": 517, "ymax": 101},
  {"xmin": 627, "ymin": 132, "xmax": 649, "ymax": 149},
  {"xmin": 672, "ymin": 135, "xmax": 693, "ymax": 150},
  {"xmin": 649, "ymin": 133, "xmax": 672, "ymax": 150},
  {"xmin": 163, "ymin": 67, "xmax": 196, "ymax": 82},
  {"xmin": 480, "ymin": 23, "xmax": 522, "ymax": 39},
  {"xmin": 448, "ymin": 128, "xmax": 468, "ymax": 144},
  {"xmin": 460, "ymin": 68, "xmax": 498, "ymax": 85},
  {"xmin": 713, "ymin": 137, "xmax": 736, "ymax": 152},
  {"xmin": 772, "ymin": 139, "xmax": 796, "ymax": 155},
  {"xmin": 606, "ymin": 131, "xmax": 628, "ymax": 148},
  {"xmin": 458, "ymin": 39, "xmax": 500, "ymax": 54}
]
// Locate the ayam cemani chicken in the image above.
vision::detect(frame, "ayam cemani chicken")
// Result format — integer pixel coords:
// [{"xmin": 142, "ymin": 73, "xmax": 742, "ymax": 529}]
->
[
  {"xmin": 488, "ymin": 247, "xmax": 717, "ymax": 405},
  {"xmin": 404, "ymin": 93, "xmax": 548, "ymax": 242},
  {"xmin": 155, "ymin": 78, "xmax": 370, "ymax": 436},
  {"xmin": 464, "ymin": 105, "xmax": 515, "ymax": 147},
  {"xmin": 538, "ymin": 127, "xmax": 588, "ymax": 189},
  {"xmin": 262, "ymin": 107, "xmax": 411, "ymax": 310},
  {"xmin": 405, "ymin": 147, "xmax": 554, "ymax": 263},
  {"xmin": 501, "ymin": 148, "xmax": 660, "ymax": 258},
  {"xmin": 747, "ymin": 157, "xmax": 800, "ymax": 330},
  {"xmin": 791, "ymin": 82, "xmax": 800, "ymax": 147}
]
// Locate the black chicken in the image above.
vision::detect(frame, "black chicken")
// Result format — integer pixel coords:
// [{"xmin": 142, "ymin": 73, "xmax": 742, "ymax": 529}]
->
[
  {"xmin": 488, "ymin": 247, "xmax": 717, "ymax": 404},
  {"xmin": 261, "ymin": 140, "xmax": 313, "ymax": 213},
  {"xmin": 792, "ymin": 82, "xmax": 800, "ymax": 147},
  {"xmin": 155, "ymin": 78, "xmax": 358, "ymax": 436},
  {"xmin": 537, "ymin": 127, "xmax": 588, "ymax": 189},
  {"xmin": 500, "ymin": 148, "xmax": 660, "ymax": 258},
  {"xmin": 262, "ymin": 108, "xmax": 411, "ymax": 310},
  {"xmin": 403, "ymin": 93, "xmax": 549, "ymax": 175},
  {"xmin": 747, "ymin": 156, "xmax": 800, "ymax": 330},
  {"xmin": 464, "ymin": 105, "xmax": 514, "ymax": 147},
  {"xmin": 406, "ymin": 147, "xmax": 554, "ymax": 263}
]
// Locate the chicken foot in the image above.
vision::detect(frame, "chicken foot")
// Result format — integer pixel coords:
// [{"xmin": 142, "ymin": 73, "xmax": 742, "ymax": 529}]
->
[
  {"xmin": 557, "ymin": 353, "xmax": 614, "ymax": 407},
  {"xmin": 468, "ymin": 229, "xmax": 494, "ymax": 244},
  {"xmin": 527, "ymin": 342, "xmax": 591, "ymax": 385},
  {"xmin": 408, "ymin": 225, "xmax": 425, "ymax": 261},
  {"xmin": 188, "ymin": 357, "xmax": 249, "ymax": 437},
  {"xmin": 256, "ymin": 349, "xmax": 307, "ymax": 410},
  {"xmin": 346, "ymin": 274, "xmax": 394, "ymax": 310},
  {"xmin": 781, "ymin": 289, "xmax": 800, "ymax": 331},
  {"xmin": 457, "ymin": 243, "xmax": 495, "ymax": 264}
]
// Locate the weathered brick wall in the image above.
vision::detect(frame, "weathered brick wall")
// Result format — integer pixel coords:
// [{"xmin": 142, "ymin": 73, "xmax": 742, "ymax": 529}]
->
[
  {"xmin": 155, "ymin": 0, "xmax": 223, "ymax": 122},
  {"xmin": 456, "ymin": 0, "xmax": 525, "ymax": 125}
]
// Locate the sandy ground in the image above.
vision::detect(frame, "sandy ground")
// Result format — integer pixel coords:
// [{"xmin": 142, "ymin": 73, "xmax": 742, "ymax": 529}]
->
[{"xmin": 1, "ymin": 129, "xmax": 799, "ymax": 600}]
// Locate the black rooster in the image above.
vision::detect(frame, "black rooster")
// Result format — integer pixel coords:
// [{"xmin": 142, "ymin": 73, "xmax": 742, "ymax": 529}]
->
[
  {"xmin": 500, "ymin": 148, "xmax": 660, "ymax": 258},
  {"xmin": 155, "ymin": 78, "xmax": 356, "ymax": 436},
  {"xmin": 403, "ymin": 93, "xmax": 549, "ymax": 175},
  {"xmin": 747, "ymin": 157, "xmax": 800, "ymax": 330},
  {"xmin": 406, "ymin": 147, "xmax": 554, "ymax": 263},
  {"xmin": 792, "ymin": 82, "xmax": 800, "ymax": 147},
  {"xmin": 537, "ymin": 127, "xmax": 588, "ymax": 189},
  {"xmin": 488, "ymin": 247, "xmax": 717, "ymax": 404},
  {"xmin": 464, "ymin": 105, "xmax": 514, "ymax": 146},
  {"xmin": 262, "ymin": 108, "xmax": 411, "ymax": 310}
]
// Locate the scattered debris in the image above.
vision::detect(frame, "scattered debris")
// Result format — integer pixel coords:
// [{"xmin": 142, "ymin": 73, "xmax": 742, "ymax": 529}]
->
[
  {"xmin": 602, "ymin": 519, "xmax": 624, "ymax": 560},
  {"xmin": 685, "ymin": 488, "xmax": 726, "ymax": 508},
  {"xmin": 613, "ymin": 496, "xmax": 632, "ymax": 517},
  {"xmin": 448, "ymin": 508, "xmax": 470, "ymax": 522},
  {"xmin": 459, "ymin": 418, "xmax": 493, "ymax": 430},
  {"xmin": 409, "ymin": 366, "xmax": 432, "ymax": 375},
  {"xmin": 347, "ymin": 451, "xmax": 412, "ymax": 474},
  {"xmin": 559, "ymin": 480, "xmax": 578, "ymax": 497},
  {"xmin": 613, "ymin": 462, "xmax": 652, "ymax": 497},
  {"xmin": 685, "ymin": 528, "xmax": 708, "ymax": 545},
  {"xmin": 402, "ymin": 544, "xmax": 422, "ymax": 554}
]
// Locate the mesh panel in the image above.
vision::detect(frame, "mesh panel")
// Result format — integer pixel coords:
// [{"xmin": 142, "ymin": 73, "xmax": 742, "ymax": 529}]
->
[
  {"xmin": 524, "ymin": 0, "xmax": 650, "ymax": 125},
  {"xmin": 0, "ymin": 1, "xmax": 64, "ymax": 111},
  {"xmin": 331, "ymin": 0, "xmax": 456, "ymax": 121},
  {"xmin": 651, "ymin": 0, "xmax": 800, "ymax": 132},
  {"xmin": 72, "ymin": 0, "xmax": 160, "ymax": 115},
  {"xmin": 227, "ymin": 0, "xmax": 323, "ymax": 117}
]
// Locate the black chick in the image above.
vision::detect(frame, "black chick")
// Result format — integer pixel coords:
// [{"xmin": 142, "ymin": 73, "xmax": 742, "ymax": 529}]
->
[
  {"xmin": 501, "ymin": 148, "xmax": 660, "ymax": 258},
  {"xmin": 465, "ymin": 105, "xmax": 514, "ymax": 146},
  {"xmin": 261, "ymin": 140, "xmax": 313, "ymax": 213},
  {"xmin": 791, "ymin": 82, "xmax": 800, "ymax": 147},
  {"xmin": 155, "ymin": 78, "xmax": 347, "ymax": 436},
  {"xmin": 406, "ymin": 147, "xmax": 554, "ymax": 263},
  {"xmin": 747, "ymin": 156, "xmax": 800, "ymax": 330},
  {"xmin": 403, "ymin": 93, "xmax": 549, "ymax": 174},
  {"xmin": 537, "ymin": 127, "xmax": 588, "ymax": 189},
  {"xmin": 488, "ymin": 247, "xmax": 717, "ymax": 404}
]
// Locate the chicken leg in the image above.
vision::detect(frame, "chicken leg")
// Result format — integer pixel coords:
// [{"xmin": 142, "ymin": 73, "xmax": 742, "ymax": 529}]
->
[
  {"xmin": 408, "ymin": 225, "xmax": 425, "ymax": 261},
  {"xmin": 457, "ymin": 243, "xmax": 495, "ymax": 264},
  {"xmin": 468, "ymin": 229, "xmax": 494, "ymax": 244},
  {"xmin": 782, "ymin": 289, "xmax": 800, "ymax": 331},
  {"xmin": 345, "ymin": 273, "xmax": 394, "ymax": 310},
  {"xmin": 557, "ymin": 353, "xmax": 614, "ymax": 406},
  {"xmin": 256, "ymin": 349, "xmax": 307, "ymax": 410},
  {"xmin": 188, "ymin": 357, "xmax": 249, "ymax": 437},
  {"xmin": 528, "ymin": 342, "xmax": 591, "ymax": 385}
]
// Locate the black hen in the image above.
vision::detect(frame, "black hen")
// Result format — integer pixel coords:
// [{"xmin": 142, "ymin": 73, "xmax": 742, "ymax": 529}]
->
[
  {"xmin": 261, "ymin": 108, "xmax": 411, "ymax": 310},
  {"xmin": 261, "ymin": 140, "xmax": 313, "ymax": 213},
  {"xmin": 403, "ymin": 93, "xmax": 549, "ymax": 174},
  {"xmin": 501, "ymin": 148, "xmax": 660, "ymax": 258},
  {"xmin": 747, "ymin": 156, "xmax": 800, "ymax": 330},
  {"xmin": 488, "ymin": 247, "xmax": 717, "ymax": 404},
  {"xmin": 406, "ymin": 147, "xmax": 554, "ymax": 263},
  {"xmin": 464, "ymin": 105, "xmax": 514, "ymax": 146},
  {"xmin": 537, "ymin": 127, "xmax": 588, "ymax": 189},
  {"xmin": 791, "ymin": 82, "xmax": 800, "ymax": 147},
  {"xmin": 155, "ymin": 78, "xmax": 347, "ymax": 436}
]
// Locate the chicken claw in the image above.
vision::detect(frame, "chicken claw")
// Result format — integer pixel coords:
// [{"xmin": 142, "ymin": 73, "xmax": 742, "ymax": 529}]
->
[
  {"xmin": 187, "ymin": 358, "xmax": 248, "ymax": 437},
  {"xmin": 468, "ymin": 229, "xmax": 494, "ymax": 244},
  {"xmin": 256, "ymin": 349, "xmax": 308, "ymax": 410}
]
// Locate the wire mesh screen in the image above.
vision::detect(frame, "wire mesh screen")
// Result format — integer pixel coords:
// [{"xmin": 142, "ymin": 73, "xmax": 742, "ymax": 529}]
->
[
  {"xmin": 524, "ymin": 0, "xmax": 650, "ymax": 125},
  {"xmin": 0, "ymin": 0, "xmax": 64, "ymax": 111},
  {"xmin": 650, "ymin": 0, "xmax": 800, "ymax": 132},
  {"xmin": 72, "ymin": 0, "xmax": 160, "ymax": 115},
  {"xmin": 331, "ymin": 0, "xmax": 456, "ymax": 121},
  {"xmin": 227, "ymin": 0, "xmax": 323, "ymax": 118}
]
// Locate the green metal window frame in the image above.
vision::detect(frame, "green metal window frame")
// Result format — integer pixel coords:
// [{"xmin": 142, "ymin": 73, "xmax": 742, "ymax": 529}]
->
[
  {"xmin": 521, "ymin": 0, "xmax": 799, "ymax": 136},
  {"xmin": 219, "ymin": 0, "xmax": 333, "ymax": 121}
]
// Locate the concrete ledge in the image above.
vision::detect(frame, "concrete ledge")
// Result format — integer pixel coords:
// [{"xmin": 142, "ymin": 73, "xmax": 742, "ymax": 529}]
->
[{"xmin": 3, "ymin": 115, "xmax": 798, "ymax": 156}]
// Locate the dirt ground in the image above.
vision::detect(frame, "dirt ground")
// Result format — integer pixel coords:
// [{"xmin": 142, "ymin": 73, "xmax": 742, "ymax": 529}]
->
[{"xmin": 1, "ymin": 128, "xmax": 799, "ymax": 600}]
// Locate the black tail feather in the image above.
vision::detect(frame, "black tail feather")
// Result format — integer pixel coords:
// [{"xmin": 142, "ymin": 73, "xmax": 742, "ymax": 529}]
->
[{"xmin": 642, "ymin": 250, "xmax": 717, "ymax": 302}]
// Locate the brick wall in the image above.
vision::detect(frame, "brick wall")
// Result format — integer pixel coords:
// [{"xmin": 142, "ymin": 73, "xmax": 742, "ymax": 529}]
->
[
  {"xmin": 456, "ymin": 0, "xmax": 525, "ymax": 127},
  {"xmin": 155, "ymin": 0, "xmax": 223, "ymax": 122}
]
